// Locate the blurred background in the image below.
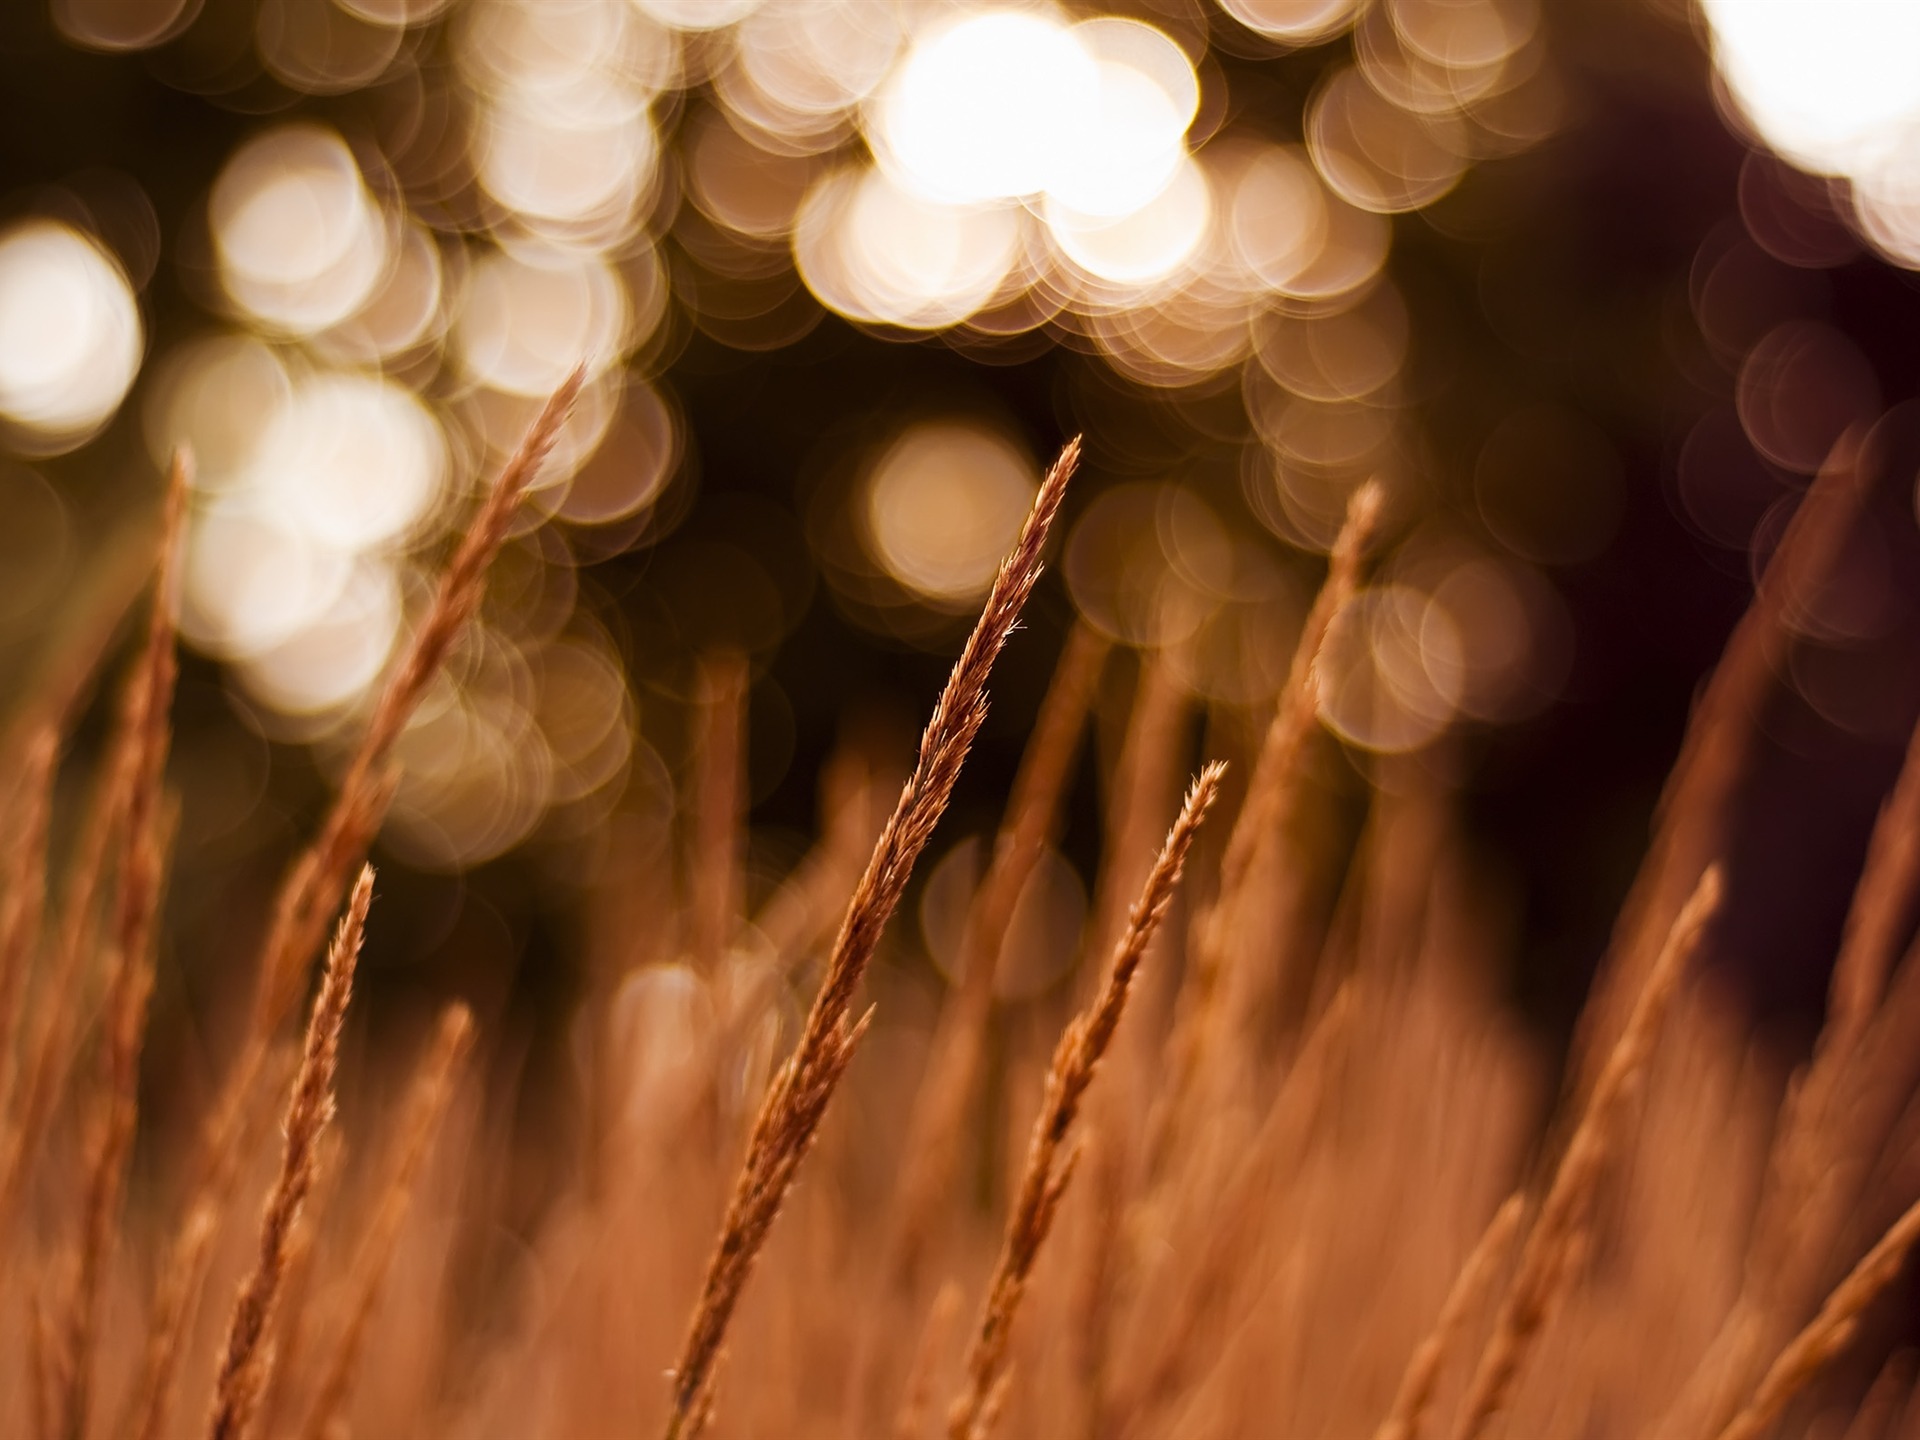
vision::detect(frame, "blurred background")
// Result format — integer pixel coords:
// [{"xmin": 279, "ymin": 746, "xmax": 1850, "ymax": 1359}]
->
[{"xmin": 3, "ymin": 0, "xmax": 1919, "ymax": 1070}]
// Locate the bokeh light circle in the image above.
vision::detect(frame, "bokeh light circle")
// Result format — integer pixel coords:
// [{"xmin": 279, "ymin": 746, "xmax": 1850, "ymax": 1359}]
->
[
  {"xmin": 863, "ymin": 422, "xmax": 1038, "ymax": 605},
  {"xmin": 0, "ymin": 221, "xmax": 142, "ymax": 444}
]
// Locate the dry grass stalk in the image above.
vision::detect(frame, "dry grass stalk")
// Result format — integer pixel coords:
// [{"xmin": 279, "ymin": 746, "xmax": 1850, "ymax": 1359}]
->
[
  {"xmin": 255, "ymin": 1130, "xmax": 343, "ymax": 1436},
  {"xmin": 1107, "ymin": 986, "xmax": 1360, "ymax": 1438},
  {"xmin": 1836, "ymin": 1353, "xmax": 1912, "ymax": 1440},
  {"xmin": 661, "ymin": 436, "xmax": 1081, "ymax": 1440},
  {"xmin": 1755, "ymin": 710, "xmax": 1920, "ymax": 1267},
  {"xmin": 55, "ymin": 447, "xmax": 187, "ymax": 1440},
  {"xmin": 0, "ymin": 489, "xmax": 176, "ymax": 784},
  {"xmin": 753, "ymin": 741, "xmax": 887, "ymax": 974},
  {"xmin": 886, "ymin": 621, "xmax": 1109, "ymax": 1292},
  {"xmin": 1674, "ymin": 706, "xmax": 1920, "ymax": 1440},
  {"xmin": 296, "ymin": 1003, "xmax": 474, "ymax": 1440},
  {"xmin": 1712, "ymin": 1190, "xmax": 1920, "ymax": 1440},
  {"xmin": 895, "ymin": 1282, "xmax": 962, "ymax": 1440},
  {"xmin": 1448, "ymin": 864, "xmax": 1725, "ymax": 1440},
  {"xmin": 207, "ymin": 864, "xmax": 373, "ymax": 1440},
  {"xmin": 1575, "ymin": 430, "xmax": 1866, "ymax": 1096},
  {"xmin": 1084, "ymin": 651, "xmax": 1187, "ymax": 984},
  {"xmin": 122, "ymin": 1203, "xmax": 216, "ymax": 1440},
  {"xmin": 947, "ymin": 762, "xmax": 1226, "ymax": 1440},
  {"xmin": 1824, "ymin": 704, "xmax": 1920, "ymax": 1054},
  {"xmin": 250, "ymin": 368, "xmax": 585, "ymax": 1037},
  {"xmin": 1149, "ymin": 480, "xmax": 1382, "ymax": 1177},
  {"xmin": 1372, "ymin": 1194, "xmax": 1525, "ymax": 1440},
  {"xmin": 0, "ymin": 725, "xmax": 56, "ymax": 1115},
  {"xmin": 173, "ymin": 370, "xmax": 582, "ymax": 1330},
  {"xmin": 0, "ymin": 716, "xmax": 138, "ymax": 1239},
  {"xmin": 691, "ymin": 650, "xmax": 748, "ymax": 973},
  {"xmin": 1067, "ymin": 1124, "xmax": 1126, "ymax": 1440}
]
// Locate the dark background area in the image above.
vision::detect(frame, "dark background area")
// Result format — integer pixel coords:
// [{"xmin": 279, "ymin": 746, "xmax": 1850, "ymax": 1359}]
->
[{"xmin": 4, "ymin": 0, "xmax": 1919, "ymax": 1065}]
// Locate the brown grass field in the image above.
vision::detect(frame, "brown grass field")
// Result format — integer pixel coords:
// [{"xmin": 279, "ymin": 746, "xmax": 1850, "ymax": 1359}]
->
[{"xmin": 5, "ymin": 384, "xmax": 1920, "ymax": 1440}]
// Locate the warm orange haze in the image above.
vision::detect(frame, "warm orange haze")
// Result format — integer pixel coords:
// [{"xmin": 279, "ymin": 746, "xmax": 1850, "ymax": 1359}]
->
[{"xmin": 4, "ymin": 0, "xmax": 1920, "ymax": 1437}]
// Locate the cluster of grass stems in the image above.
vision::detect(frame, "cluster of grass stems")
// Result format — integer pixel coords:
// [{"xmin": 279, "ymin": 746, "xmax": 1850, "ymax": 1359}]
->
[{"xmin": 2, "ymin": 391, "xmax": 1920, "ymax": 1440}]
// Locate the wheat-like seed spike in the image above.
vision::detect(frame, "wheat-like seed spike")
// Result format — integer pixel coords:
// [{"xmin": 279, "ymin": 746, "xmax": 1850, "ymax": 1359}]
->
[
  {"xmin": 0, "ymin": 724, "xmax": 56, "ymax": 1117},
  {"xmin": 297, "ymin": 1003, "xmax": 474, "ymax": 1440},
  {"xmin": 1712, "ymin": 1189, "xmax": 1920, "ymax": 1440},
  {"xmin": 1449, "ymin": 864, "xmax": 1723, "ymax": 1440},
  {"xmin": 887, "ymin": 621, "xmax": 1109, "ymax": 1291},
  {"xmin": 947, "ymin": 763, "xmax": 1226, "ymax": 1440},
  {"xmin": 256, "ymin": 1129, "xmax": 344, "ymax": 1436},
  {"xmin": 207, "ymin": 865, "xmax": 373, "ymax": 1440},
  {"xmin": 660, "ymin": 436, "xmax": 1080, "ymax": 1439},
  {"xmin": 1372, "ymin": 1194, "xmax": 1525, "ymax": 1440}
]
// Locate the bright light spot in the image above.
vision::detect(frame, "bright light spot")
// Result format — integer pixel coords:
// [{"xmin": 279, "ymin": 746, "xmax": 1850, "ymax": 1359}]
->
[
  {"xmin": 210, "ymin": 125, "xmax": 389, "ymax": 334},
  {"xmin": 143, "ymin": 335, "xmax": 290, "ymax": 490},
  {"xmin": 687, "ymin": 109, "xmax": 823, "ymax": 238},
  {"xmin": 733, "ymin": 0, "xmax": 903, "ymax": 122},
  {"xmin": 535, "ymin": 635, "xmax": 634, "ymax": 802},
  {"xmin": 1308, "ymin": 63, "xmax": 1468, "ymax": 214},
  {"xmin": 1167, "ymin": 538, "xmax": 1305, "ymax": 705},
  {"xmin": 1226, "ymin": 144, "xmax": 1330, "ymax": 295},
  {"xmin": 863, "ymin": 422, "xmax": 1037, "ymax": 604},
  {"xmin": 794, "ymin": 165, "xmax": 1023, "ymax": 329},
  {"xmin": 1044, "ymin": 19, "xmax": 1199, "ymax": 218},
  {"xmin": 1046, "ymin": 154, "xmax": 1210, "ymax": 287},
  {"xmin": 477, "ymin": 77, "xmax": 658, "ymax": 236},
  {"xmin": 460, "ymin": 0, "xmax": 678, "ymax": 100},
  {"xmin": 630, "ymin": 0, "xmax": 762, "ymax": 29},
  {"xmin": 52, "ymin": 0, "xmax": 196, "ymax": 50},
  {"xmin": 1318, "ymin": 585, "xmax": 1464, "ymax": 753},
  {"xmin": 253, "ymin": 372, "xmax": 448, "ymax": 552},
  {"xmin": 874, "ymin": 9, "xmax": 1098, "ymax": 204},
  {"xmin": 607, "ymin": 965, "xmax": 712, "ymax": 1115},
  {"xmin": 335, "ymin": 0, "xmax": 455, "ymax": 24},
  {"xmin": 316, "ymin": 220, "xmax": 445, "ymax": 363},
  {"xmin": 1392, "ymin": 0, "xmax": 1536, "ymax": 74},
  {"xmin": 558, "ymin": 380, "xmax": 679, "ymax": 525},
  {"xmin": 1252, "ymin": 283, "xmax": 1409, "ymax": 402},
  {"xmin": 455, "ymin": 246, "xmax": 629, "ymax": 395},
  {"xmin": 1702, "ymin": 0, "xmax": 1920, "ymax": 178},
  {"xmin": 0, "ymin": 221, "xmax": 142, "ymax": 444},
  {"xmin": 1432, "ymin": 557, "xmax": 1562, "ymax": 722},
  {"xmin": 1852, "ymin": 146, "xmax": 1920, "ymax": 268},
  {"xmin": 237, "ymin": 558, "xmax": 402, "ymax": 715},
  {"xmin": 1216, "ymin": 0, "xmax": 1362, "ymax": 45},
  {"xmin": 257, "ymin": 0, "xmax": 402, "ymax": 96},
  {"xmin": 386, "ymin": 672, "xmax": 556, "ymax": 868},
  {"xmin": 183, "ymin": 496, "xmax": 354, "ymax": 659},
  {"xmin": 921, "ymin": 836, "xmax": 1086, "ymax": 998},
  {"xmin": 1065, "ymin": 483, "xmax": 1215, "ymax": 648}
]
